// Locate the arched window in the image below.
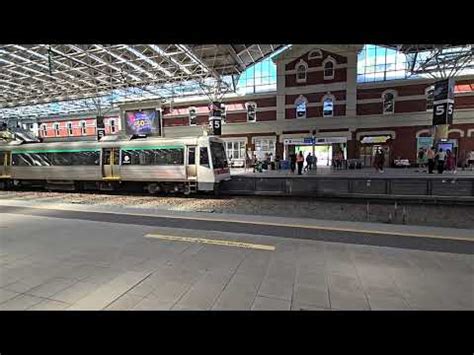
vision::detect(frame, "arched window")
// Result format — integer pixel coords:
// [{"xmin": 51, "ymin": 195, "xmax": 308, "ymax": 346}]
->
[
  {"xmin": 426, "ymin": 85, "xmax": 434, "ymax": 111},
  {"xmin": 40, "ymin": 124, "xmax": 48, "ymax": 137},
  {"xmin": 188, "ymin": 107, "xmax": 197, "ymax": 126},
  {"xmin": 322, "ymin": 94, "xmax": 335, "ymax": 117},
  {"xmin": 221, "ymin": 103, "xmax": 226, "ymax": 124},
  {"xmin": 80, "ymin": 120, "xmax": 87, "ymax": 135},
  {"xmin": 246, "ymin": 102, "xmax": 257, "ymax": 122},
  {"xmin": 67, "ymin": 122, "xmax": 73, "ymax": 136},
  {"xmin": 323, "ymin": 57, "xmax": 336, "ymax": 80},
  {"xmin": 382, "ymin": 90, "xmax": 397, "ymax": 114},
  {"xmin": 109, "ymin": 119, "xmax": 117, "ymax": 133},
  {"xmin": 295, "ymin": 95, "xmax": 308, "ymax": 119},
  {"xmin": 308, "ymin": 49, "xmax": 322, "ymax": 60},
  {"xmin": 295, "ymin": 60, "xmax": 307, "ymax": 83},
  {"xmin": 53, "ymin": 122, "xmax": 60, "ymax": 136}
]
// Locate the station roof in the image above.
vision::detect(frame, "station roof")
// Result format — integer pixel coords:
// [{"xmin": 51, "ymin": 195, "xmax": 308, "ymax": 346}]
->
[{"xmin": 0, "ymin": 44, "xmax": 285, "ymax": 110}]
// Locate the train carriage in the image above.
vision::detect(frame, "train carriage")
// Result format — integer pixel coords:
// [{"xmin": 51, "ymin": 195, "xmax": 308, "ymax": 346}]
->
[{"xmin": 0, "ymin": 135, "xmax": 230, "ymax": 194}]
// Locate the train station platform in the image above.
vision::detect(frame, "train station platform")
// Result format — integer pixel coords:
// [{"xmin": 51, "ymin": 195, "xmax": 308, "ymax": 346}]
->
[
  {"xmin": 0, "ymin": 198, "xmax": 472, "ymax": 254},
  {"xmin": 222, "ymin": 167, "xmax": 474, "ymax": 203}
]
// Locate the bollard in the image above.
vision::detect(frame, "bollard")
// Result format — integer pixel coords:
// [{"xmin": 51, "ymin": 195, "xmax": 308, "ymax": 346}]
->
[
  {"xmin": 388, "ymin": 212, "xmax": 392, "ymax": 224},
  {"xmin": 402, "ymin": 206, "xmax": 407, "ymax": 224}
]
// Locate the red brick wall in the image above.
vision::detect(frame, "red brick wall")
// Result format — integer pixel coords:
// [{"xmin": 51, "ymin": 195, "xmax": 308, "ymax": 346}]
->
[
  {"xmin": 285, "ymin": 49, "xmax": 347, "ymax": 71},
  {"xmin": 357, "ymin": 84, "xmax": 428, "ymax": 99},
  {"xmin": 286, "ymin": 105, "xmax": 346, "ymax": 119},
  {"xmin": 455, "ymin": 95, "xmax": 474, "ymax": 109},
  {"xmin": 286, "ymin": 91, "xmax": 346, "ymax": 105},
  {"xmin": 285, "ymin": 68, "xmax": 346, "ymax": 87}
]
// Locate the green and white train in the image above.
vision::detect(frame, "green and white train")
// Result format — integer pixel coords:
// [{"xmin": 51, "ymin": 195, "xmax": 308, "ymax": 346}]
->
[{"xmin": 0, "ymin": 135, "xmax": 230, "ymax": 194}]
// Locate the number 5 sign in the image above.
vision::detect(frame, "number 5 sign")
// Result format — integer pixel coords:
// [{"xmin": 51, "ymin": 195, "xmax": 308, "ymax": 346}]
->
[
  {"xmin": 209, "ymin": 118, "xmax": 222, "ymax": 136},
  {"xmin": 432, "ymin": 78, "xmax": 455, "ymax": 125}
]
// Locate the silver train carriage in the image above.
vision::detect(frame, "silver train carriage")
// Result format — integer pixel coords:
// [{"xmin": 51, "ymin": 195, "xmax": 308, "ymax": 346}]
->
[{"xmin": 0, "ymin": 136, "xmax": 230, "ymax": 194}]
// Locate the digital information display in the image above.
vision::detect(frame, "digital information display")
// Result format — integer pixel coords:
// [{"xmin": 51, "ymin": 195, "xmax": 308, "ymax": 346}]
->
[{"xmin": 125, "ymin": 110, "xmax": 161, "ymax": 136}]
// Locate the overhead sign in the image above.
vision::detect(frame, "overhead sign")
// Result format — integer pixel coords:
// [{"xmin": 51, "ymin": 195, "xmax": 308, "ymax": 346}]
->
[
  {"xmin": 125, "ymin": 109, "xmax": 161, "ymax": 136},
  {"xmin": 284, "ymin": 137, "xmax": 347, "ymax": 145},
  {"xmin": 209, "ymin": 117, "xmax": 222, "ymax": 136},
  {"xmin": 360, "ymin": 136, "xmax": 391, "ymax": 144},
  {"xmin": 432, "ymin": 78, "xmax": 455, "ymax": 125}
]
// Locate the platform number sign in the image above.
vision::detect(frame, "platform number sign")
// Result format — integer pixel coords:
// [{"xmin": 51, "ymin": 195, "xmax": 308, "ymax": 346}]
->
[
  {"xmin": 96, "ymin": 116, "xmax": 106, "ymax": 140},
  {"xmin": 208, "ymin": 101, "xmax": 223, "ymax": 136},
  {"xmin": 432, "ymin": 78, "xmax": 455, "ymax": 125},
  {"xmin": 209, "ymin": 118, "xmax": 222, "ymax": 136}
]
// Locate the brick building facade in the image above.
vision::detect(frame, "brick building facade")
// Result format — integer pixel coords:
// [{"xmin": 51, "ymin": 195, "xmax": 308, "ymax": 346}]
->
[{"xmin": 36, "ymin": 44, "xmax": 474, "ymax": 166}]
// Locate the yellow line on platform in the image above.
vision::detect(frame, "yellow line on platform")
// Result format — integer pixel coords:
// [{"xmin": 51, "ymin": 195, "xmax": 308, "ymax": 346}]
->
[
  {"xmin": 144, "ymin": 234, "xmax": 275, "ymax": 251},
  {"xmin": 1, "ymin": 202, "xmax": 473, "ymax": 242}
]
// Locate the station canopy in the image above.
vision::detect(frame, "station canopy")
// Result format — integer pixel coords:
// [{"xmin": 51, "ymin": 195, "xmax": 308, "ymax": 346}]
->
[{"xmin": 0, "ymin": 44, "xmax": 285, "ymax": 119}]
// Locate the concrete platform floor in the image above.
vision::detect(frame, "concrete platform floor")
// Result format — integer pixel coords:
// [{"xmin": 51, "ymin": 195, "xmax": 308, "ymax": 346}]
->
[
  {"xmin": 232, "ymin": 166, "xmax": 474, "ymax": 178},
  {"xmin": 0, "ymin": 205, "xmax": 472, "ymax": 310}
]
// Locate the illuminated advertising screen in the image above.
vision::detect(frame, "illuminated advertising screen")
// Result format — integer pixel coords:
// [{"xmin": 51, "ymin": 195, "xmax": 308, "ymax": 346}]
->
[{"xmin": 125, "ymin": 110, "xmax": 161, "ymax": 136}]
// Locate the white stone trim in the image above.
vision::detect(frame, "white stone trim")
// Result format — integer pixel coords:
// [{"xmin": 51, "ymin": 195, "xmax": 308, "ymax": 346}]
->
[
  {"xmin": 358, "ymin": 94, "xmax": 425, "ymax": 104},
  {"xmin": 448, "ymin": 129, "xmax": 465, "ymax": 137},
  {"xmin": 308, "ymin": 49, "xmax": 323, "ymax": 59},
  {"xmin": 467, "ymin": 129, "xmax": 474, "ymax": 137},
  {"xmin": 283, "ymin": 82, "xmax": 347, "ymax": 96},
  {"xmin": 285, "ymin": 100, "xmax": 346, "ymax": 109},
  {"xmin": 286, "ymin": 63, "xmax": 347, "ymax": 75},
  {"xmin": 416, "ymin": 129, "xmax": 432, "ymax": 137},
  {"xmin": 251, "ymin": 135, "xmax": 277, "ymax": 143}
]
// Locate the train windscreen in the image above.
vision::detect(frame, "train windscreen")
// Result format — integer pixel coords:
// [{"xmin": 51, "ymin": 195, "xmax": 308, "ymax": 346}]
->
[{"xmin": 210, "ymin": 142, "xmax": 228, "ymax": 169}]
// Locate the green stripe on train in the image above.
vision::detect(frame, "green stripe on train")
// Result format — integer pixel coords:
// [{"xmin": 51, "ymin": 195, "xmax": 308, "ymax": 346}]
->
[{"xmin": 12, "ymin": 145, "xmax": 184, "ymax": 154}]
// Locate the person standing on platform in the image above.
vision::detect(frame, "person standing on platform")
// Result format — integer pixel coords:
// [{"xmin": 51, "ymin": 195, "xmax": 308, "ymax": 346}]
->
[
  {"xmin": 468, "ymin": 150, "xmax": 474, "ymax": 171},
  {"xmin": 427, "ymin": 146, "xmax": 435, "ymax": 174},
  {"xmin": 305, "ymin": 152, "xmax": 313, "ymax": 172},
  {"xmin": 378, "ymin": 149, "xmax": 385, "ymax": 173},
  {"xmin": 446, "ymin": 149, "xmax": 455, "ymax": 173},
  {"xmin": 296, "ymin": 151, "xmax": 304, "ymax": 175},
  {"xmin": 436, "ymin": 148, "xmax": 446, "ymax": 174},
  {"xmin": 290, "ymin": 153, "xmax": 297, "ymax": 174},
  {"xmin": 312, "ymin": 154, "xmax": 318, "ymax": 171}
]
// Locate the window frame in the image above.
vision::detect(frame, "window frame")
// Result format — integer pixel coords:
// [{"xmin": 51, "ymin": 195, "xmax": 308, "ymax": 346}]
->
[
  {"xmin": 295, "ymin": 59, "xmax": 308, "ymax": 83},
  {"xmin": 382, "ymin": 89, "xmax": 397, "ymax": 115},
  {"xmin": 322, "ymin": 56, "xmax": 336, "ymax": 80},
  {"xmin": 80, "ymin": 120, "xmax": 87, "ymax": 136},
  {"xmin": 308, "ymin": 49, "xmax": 323, "ymax": 60},
  {"xmin": 425, "ymin": 85, "xmax": 435, "ymax": 111},
  {"xmin": 67, "ymin": 121, "xmax": 73, "ymax": 136},
  {"xmin": 40, "ymin": 123, "xmax": 48, "ymax": 137},
  {"xmin": 294, "ymin": 95, "xmax": 308, "ymax": 119},
  {"xmin": 322, "ymin": 93, "xmax": 335, "ymax": 117},
  {"xmin": 53, "ymin": 122, "xmax": 60, "ymax": 137},
  {"xmin": 188, "ymin": 106, "xmax": 197, "ymax": 126},
  {"xmin": 109, "ymin": 119, "xmax": 117, "ymax": 133},
  {"xmin": 245, "ymin": 102, "xmax": 257, "ymax": 123}
]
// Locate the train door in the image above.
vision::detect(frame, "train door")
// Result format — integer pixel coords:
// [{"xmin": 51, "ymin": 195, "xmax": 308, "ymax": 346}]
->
[
  {"xmin": 0, "ymin": 151, "xmax": 11, "ymax": 177},
  {"xmin": 186, "ymin": 146, "xmax": 197, "ymax": 179},
  {"xmin": 102, "ymin": 148, "xmax": 121, "ymax": 180}
]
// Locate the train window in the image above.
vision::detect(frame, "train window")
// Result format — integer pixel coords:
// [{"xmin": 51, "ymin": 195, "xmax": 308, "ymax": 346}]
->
[
  {"xmin": 12, "ymin": 153, "xmax": 35, "ymax": 166},
  {"xmin": 72, "ymin": 151, "xmax": 100, "ymax": 165},
  {"xmin": 200, "ymin": 147, "xmax": 209, "ymax": 167},
  {"xmin": 52, "ymin": 152, "xmax": 73, "ymax": 166},
  {"xmin": 210, "ymin": 142, "xmax": 228, "ymax": 169},
  {"xmin": 121, "ymin": 148, "xmax": 184, "ymax": 165},
  {"xmin": 188, "ymin": 147, "xmax": 196, "ymax": 165}
]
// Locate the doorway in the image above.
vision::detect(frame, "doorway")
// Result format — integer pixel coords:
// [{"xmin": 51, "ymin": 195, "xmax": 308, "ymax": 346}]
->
[{"xmin": 102, "ymin": 148, "xmax": 121, "ymax": 180}]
